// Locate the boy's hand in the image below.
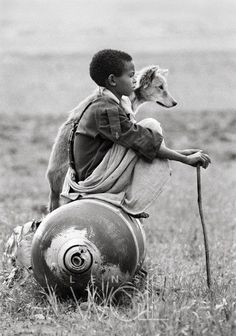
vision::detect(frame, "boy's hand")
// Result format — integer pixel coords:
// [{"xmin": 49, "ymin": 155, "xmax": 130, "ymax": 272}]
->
[{"xmin": 186, "ymin": 151, "xmax": 211, "ymax": 169}]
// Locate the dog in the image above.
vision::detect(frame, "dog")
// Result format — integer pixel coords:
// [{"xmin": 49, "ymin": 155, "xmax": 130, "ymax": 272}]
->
[{"xmin": 46, "ymin": 65, "xmax": 177, "ymax": 212}]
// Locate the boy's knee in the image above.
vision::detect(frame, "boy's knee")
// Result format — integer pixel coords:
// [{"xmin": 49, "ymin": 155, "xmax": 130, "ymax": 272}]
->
[{"xmin": 138, "ymin": 118, "xmax": 163, "ymax": 135}]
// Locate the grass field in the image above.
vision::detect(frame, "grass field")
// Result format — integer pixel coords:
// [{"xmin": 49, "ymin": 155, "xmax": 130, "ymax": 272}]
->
[
  {"xmin": 1, "ymin": 0, "xmax": 236, "ymax": 335},
  {"xmin": 1, "ymin": 65, "xmax": 236, "ymax": 334}
]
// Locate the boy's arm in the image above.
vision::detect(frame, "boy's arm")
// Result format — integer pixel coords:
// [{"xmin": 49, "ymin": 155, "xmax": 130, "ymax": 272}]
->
[
  {"xmin": 96, "ymin": 106, "xmax": 163, "ymax": 162},
  {"xmin": 157, "ymin": 142, "xmax": 211, "ymax": 169},
  {"xmin": 96, "ymin": 104, "xmax": 211, "ymax": 168},
  {"xmin": 176, "ymin": 149, "xmax": 201, "ymax": 155}
]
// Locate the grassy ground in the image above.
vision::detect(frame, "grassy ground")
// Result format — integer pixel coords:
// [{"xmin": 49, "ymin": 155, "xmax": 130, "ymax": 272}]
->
[{"xmin": 0, "ymin": 94, "xmax": 236, "ymax": 335}]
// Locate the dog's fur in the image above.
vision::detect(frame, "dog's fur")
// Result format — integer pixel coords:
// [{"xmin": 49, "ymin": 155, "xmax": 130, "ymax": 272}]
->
[{"xmin": 46, "ymin": 65, "xmax": 177, "ymax": 212}]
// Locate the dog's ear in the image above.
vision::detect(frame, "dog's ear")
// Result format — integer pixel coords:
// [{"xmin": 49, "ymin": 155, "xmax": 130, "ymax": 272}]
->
[
  {"xmin": 136, "ymin": 66, "xmax": 159, "ymax": 89},
  {"xmin": 158, "ymin": 69, "xmax": 168, "ymax": 78}
]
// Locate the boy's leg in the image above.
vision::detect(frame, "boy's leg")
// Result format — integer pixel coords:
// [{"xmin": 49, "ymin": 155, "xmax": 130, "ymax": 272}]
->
[
  {"xmin": 123, "ymin": 118, "xmax": 171, "ymax": 214},
  {"xmin": 138, "ymin": 117, "xmax": 163, "ymax": 136}
]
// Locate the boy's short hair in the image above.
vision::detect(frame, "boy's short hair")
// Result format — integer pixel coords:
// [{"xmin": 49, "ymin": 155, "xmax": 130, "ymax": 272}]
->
[{"xmin": 89, "ymin": 49, "xmax": 132, "ymax": 87}]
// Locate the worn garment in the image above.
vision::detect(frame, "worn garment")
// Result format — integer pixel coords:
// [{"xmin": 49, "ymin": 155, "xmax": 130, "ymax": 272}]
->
[
  {"xmin": 61, "ymin": 116, "xmax": 171, "ymax": 215},
  {"xmin": 73, "ymin": 88, "xmax": 163, "ymax": 181}
]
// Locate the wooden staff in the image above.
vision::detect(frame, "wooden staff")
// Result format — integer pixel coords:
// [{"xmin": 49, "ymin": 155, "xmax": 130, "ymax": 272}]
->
[{"xmin": 197, "ymin": 165, "xmax": 212, "ymax": 289}]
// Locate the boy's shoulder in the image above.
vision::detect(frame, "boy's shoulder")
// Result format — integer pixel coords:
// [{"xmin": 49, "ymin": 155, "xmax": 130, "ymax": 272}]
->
[
  {"xmin": 70, "ymin": 91, "xmax": 120, "ymax": 122},
  {"xmin": 88, "ymin": 95, "xmax": 120, "ymax": 114},
  {"xmin": 91, "ymin": 95, "xmax": 119, "ymax": 107}
]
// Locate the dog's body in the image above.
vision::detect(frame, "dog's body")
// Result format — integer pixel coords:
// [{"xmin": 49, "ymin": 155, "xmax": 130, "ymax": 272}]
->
[{"xmin": 46, "ymin": 65, "xmax": 177, "ymax": 212}]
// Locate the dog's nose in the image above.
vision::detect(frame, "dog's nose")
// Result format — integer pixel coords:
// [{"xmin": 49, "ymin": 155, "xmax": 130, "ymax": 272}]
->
[{"xmin": 172, "ymin": 101, "xmax": 177, "ymax": 106}]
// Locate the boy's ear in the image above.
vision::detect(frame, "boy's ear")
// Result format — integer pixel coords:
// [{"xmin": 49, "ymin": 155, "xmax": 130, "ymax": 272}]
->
[{"xmin": 107, "ymin": 74, "xmax": 116, "ymax": 87}]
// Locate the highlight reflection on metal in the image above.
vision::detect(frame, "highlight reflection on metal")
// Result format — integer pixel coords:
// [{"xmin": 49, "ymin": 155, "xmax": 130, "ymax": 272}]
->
[{"xmin": 31, "ymin": 199, "xmax": 146, "ymax": 297}]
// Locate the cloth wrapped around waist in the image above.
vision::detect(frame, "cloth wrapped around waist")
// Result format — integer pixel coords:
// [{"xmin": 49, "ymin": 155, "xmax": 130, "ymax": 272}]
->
[{"xmin": 61, "ymin": 118, "xmax": 171, "ymax": 215}]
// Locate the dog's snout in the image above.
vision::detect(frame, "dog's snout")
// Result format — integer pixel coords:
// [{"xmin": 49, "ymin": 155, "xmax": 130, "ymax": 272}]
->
[{"xmin": 173, "ymin": 101, "xmax": 177, "ymax": 106}]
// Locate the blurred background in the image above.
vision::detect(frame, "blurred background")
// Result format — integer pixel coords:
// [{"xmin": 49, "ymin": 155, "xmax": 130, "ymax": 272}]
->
[{"xmin": 1, "ymin": 0, "xmax": 236, "ymax": 116}]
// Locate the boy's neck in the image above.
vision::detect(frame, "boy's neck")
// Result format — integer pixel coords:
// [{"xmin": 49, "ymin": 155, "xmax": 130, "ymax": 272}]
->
[{"xmin": 105, "ymin": 87, "xmax": 122, "ymax": 101}]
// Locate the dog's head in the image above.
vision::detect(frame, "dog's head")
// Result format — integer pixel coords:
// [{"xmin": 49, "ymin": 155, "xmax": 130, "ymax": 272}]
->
[{"xmin": 134, "ymin": 65, "xmax": 177, "ymax": 108}]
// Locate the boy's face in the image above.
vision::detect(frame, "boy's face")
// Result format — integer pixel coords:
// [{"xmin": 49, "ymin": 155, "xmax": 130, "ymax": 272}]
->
[{"xmin": 113, "ymin": 61, "xmax": 136, "ymax": 97}]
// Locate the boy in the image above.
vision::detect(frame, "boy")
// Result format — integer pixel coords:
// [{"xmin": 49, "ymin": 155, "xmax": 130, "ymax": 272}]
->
[{"xmin": 61, "ymin": 49, "xmax": 210, "ymax": 215}]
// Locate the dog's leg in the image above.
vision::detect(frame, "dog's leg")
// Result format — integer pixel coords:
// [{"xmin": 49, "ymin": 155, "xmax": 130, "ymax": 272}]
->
[
  {"xmin": 47, "ymin": 164, "xmax": 68, "ymax": 212},
  {"xmin": 46, "ymin": 121, "xmax": 72, "ymax": 212}
]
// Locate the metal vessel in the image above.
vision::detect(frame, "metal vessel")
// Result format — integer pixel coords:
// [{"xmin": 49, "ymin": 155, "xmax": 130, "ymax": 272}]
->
[{"xmin": 31, "ymin": 199, "xmax": 146, "ymax": 297}]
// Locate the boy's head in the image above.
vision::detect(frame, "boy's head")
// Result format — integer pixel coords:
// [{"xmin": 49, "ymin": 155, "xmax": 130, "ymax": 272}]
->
[{"xmin": 89, "ymin": 49, "xmax": 136, "ymax": 98}]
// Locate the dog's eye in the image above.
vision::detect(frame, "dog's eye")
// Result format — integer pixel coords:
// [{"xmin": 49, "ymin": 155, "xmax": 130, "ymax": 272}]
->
[{"xmin": 159, "ymin": 85, "xmax": 164, "ymax": 90}]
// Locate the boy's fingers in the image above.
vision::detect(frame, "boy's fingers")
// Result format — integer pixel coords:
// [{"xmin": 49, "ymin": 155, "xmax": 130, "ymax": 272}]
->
[
  {"xmin": 196, "ymin": 154, "xmax": 208, "ymax": 169},
  {"xmin": 201, "ymin": 156, "xmax": 210, "ymax": 169},
  {"xmin": 206, "ymin": 154, "xmax": 211, "ymax": 163},
  {"xmin": 196, "ymin": 150, "xmax": 211, "ymax": 163},
  {"xmin": 190, "ymin": 152, "xmax": 211, "ymax": 168},
  {"xmin": 201, "ymin": 153, "xmax": 211, "ymax": 163}
]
